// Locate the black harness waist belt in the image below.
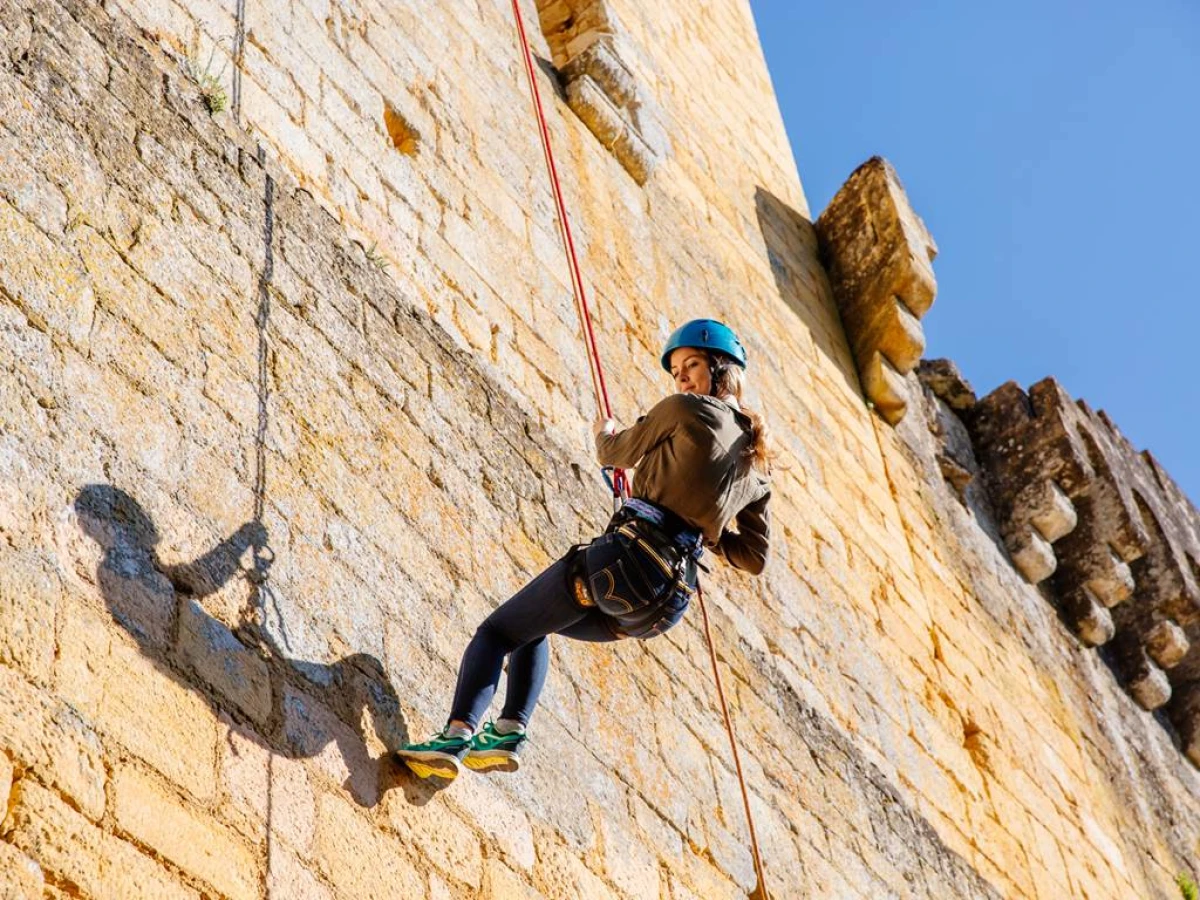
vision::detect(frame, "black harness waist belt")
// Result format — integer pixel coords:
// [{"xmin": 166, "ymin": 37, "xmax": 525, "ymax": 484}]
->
[{"xmin": 607, "ymin": 497, "xmax": 703, "ymax": 558}]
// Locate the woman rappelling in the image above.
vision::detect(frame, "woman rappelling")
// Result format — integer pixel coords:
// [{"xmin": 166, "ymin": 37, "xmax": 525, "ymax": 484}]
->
[{"xmin": 395, "ymin": 318, "xmax": 773, "ymax": 779}]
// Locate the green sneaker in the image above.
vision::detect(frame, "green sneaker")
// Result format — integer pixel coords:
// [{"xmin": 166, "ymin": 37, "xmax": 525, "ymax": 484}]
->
[
  {"xmin": 464, "ymin": 722, "xmax": 527, "ymax": 773},
  {"xmin": 395, "ymin": 730, "xmax": 470, "ymax": 781}
]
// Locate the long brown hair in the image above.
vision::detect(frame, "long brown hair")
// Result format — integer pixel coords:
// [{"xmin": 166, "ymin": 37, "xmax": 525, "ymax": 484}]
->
[{"xmin": 709, "ymin": 353, "xmax": 775, "ymax": 474}]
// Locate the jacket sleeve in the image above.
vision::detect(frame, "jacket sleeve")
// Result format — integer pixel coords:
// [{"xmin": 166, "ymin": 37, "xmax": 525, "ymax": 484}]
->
[
  {"xmin": 594, "ymin": 394, "xmax": 686, "ymax": 468},
  {"xmin": 714, "ymin": 490, "xmax": 771, "ymax": 575}
]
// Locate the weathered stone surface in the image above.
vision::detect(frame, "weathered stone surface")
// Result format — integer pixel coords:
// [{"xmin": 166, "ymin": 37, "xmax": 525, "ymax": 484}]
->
[
  {"xmin": 113, "ymin": 764, "xmax": 261, "ymax": 900},
  {"xmin": 55, "ymin": 605, "xmax": 219, "ymax": 802},
  {"xmin": 481, "ymin": 858, "xmax": 547, "ymax": 899},
  {"xmin": 382, "ymin": 787, "xmax": 484, "ymax": 889},
  {"xmin": 3, "ymin": 779, "xmax": 199, "ymax": 900},
  {"xmin": 1147, "ymin": 619, "xmax": 1189, "ymax": 668},
  {"xmin": 0, "ymin": 665, "xmax": 107, "ymax": 821},
  {"xmin": 0, "ymin": 0, "xmax": 1198, "ymax": 896},
  {"xmin": 564, "ymin": 74, "xmax": 657, "ymax": 186},
  {"xmin": 816, "ymin": 157, "xmax": 939, "ymax": 423},
  {"xmin": 861, "ymin": 349, "xmax": 910, "ymax": 424},
  {"xmin": 268, "ymin": 841, "xmax": 334, "ymax": 900},
  {"xmin": 917, "ymin": 358, "xmax": 977, "ymax": 411},
  {"xmin": 313, "ymin": 791, "xmax": 423, "ymax": 899},
  {"xmin": 178, "ymin": 597, "xmax": 272, "ymax": 724},
  {"xmin": 0, "ymin": 552, "xmax": 60, "ymax": 684},
  {"xmin": 965, "ymin": 375, "xmax": 1200, "ymax": 743},
  {"xmin": 537, "ymin": 2, "xmax": 667, "ymax": 183},
  {"xmin": 0, "ymin": 842, "xmax": 45, "ymax": 900}
]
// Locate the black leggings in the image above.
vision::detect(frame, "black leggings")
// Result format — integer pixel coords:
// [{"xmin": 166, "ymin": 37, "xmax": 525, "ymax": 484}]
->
[{"xmin": 447, "ymin": 553, "xmax": 617, "ymax": 729}]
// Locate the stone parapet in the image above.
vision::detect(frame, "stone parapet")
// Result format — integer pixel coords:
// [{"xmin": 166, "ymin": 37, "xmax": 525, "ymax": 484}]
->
[
  {"xmin": 921, "ymin": 363, "xmax": 1200, "ymax": 759},
  {"xmin": 815, "ymin": 157, "xmax": 938, "ymax": 424}
]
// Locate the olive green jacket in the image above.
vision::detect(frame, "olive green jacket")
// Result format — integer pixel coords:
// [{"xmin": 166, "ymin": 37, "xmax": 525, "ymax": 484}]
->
[{"xmin": 594, "ymin": 392, "xmax": 771, "ymax": 574}]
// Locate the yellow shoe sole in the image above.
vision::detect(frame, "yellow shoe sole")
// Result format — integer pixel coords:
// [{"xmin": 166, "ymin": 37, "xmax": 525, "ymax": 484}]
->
[
  {"xmin": 397, "ymin": 752, "xmax": 461, "ymax": 781},
  {"xmin": 463, "ymin": 751, "xmax": 520, "ymax": 773}
]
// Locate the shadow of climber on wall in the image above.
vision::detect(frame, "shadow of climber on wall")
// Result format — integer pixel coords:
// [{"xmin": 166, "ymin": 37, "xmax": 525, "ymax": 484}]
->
[{"xmin": 73, "ymin": 483, "xmax": 429, "ymax": 807}]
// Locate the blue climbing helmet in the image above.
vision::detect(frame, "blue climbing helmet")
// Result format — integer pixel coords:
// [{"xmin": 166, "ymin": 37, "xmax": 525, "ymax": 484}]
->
[{"xmin": 660, "ymin": 318, "xmax": 747, "ymax": 373}]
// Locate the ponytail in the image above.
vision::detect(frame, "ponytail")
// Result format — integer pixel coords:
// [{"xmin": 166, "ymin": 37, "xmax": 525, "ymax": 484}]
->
[{"xmin": 708, "ymin": 354, "xmax": 776, "ymax": 474}]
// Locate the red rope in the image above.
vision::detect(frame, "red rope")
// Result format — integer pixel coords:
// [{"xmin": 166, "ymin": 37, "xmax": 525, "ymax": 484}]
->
[
  {"xmin": 508, "ymin": 0, "xmax": 627, "ymax": 499},
  {"xmin": 506, "ymin": 6, "xmax": 766, "ymax": 892}
]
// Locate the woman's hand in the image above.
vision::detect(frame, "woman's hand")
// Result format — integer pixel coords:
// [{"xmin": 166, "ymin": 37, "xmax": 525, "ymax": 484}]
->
[{"xmin": 593, "ymin": 416, "xmax": 617, "ymax": 438}]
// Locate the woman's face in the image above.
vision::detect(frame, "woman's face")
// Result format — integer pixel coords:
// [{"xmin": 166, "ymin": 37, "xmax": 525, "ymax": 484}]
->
[{"xmin": 669, "ymin": 347, "xmax": 712, "ymax": 395}]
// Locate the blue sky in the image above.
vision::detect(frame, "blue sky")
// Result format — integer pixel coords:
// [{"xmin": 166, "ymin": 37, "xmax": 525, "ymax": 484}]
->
[{"xmin": 750, "ymin": 0, "xmax": 1200, "ymax": 504}]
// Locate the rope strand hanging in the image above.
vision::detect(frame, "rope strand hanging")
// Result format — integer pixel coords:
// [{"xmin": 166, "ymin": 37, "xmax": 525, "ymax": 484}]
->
[
  {"xmin": 506, "ymin": 4, "xmax": 771, "ymax": 897},
  {"xmin": 507, "ymin": 0, "xmax": 627, "ymax": 505}
]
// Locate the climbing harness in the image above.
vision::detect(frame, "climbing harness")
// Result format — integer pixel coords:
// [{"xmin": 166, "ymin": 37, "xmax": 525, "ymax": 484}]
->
[
  {"xmin": 583, "ymin": 497, "xmax": 702, "ymax": 639},
  {"xmin": 507, "ymin": 5, "xmax": 771, "ymax": 897},
  {"xmin": 507, "ymin": 0, "xmax": 628, "ymax": 510}
]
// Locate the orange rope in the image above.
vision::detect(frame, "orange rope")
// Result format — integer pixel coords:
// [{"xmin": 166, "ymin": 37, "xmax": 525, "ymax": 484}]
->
[
  {"xmin": 697, "ymin": 581, "xmax": 771, "ymax": 899},
  {"xmin": 506, "ymin": 2, "xmax": 768, "ymax": 892}
]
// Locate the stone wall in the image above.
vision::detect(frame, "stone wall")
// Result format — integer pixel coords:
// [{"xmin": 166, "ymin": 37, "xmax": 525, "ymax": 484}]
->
[{"xmin": 0, "ymin": 0, "xmax": 1197, "ymax": 898}]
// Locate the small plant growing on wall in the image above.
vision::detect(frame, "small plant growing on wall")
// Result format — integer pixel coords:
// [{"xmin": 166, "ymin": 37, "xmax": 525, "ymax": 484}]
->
[
  {"xmin": 185, "ymin": 44, "xmax": 229, "ymax": 114},
  {"xmin": 364, "ymin": 242, "xmax": 389, "ymax": 272},
  {"xmin": 1179, "ymin": 872, "xmax": 1199, "ymax": 900}
]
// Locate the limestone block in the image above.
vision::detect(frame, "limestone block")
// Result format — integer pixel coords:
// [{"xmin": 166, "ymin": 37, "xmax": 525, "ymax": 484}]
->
[
  {"xmin": 382, "ymin": 789, "xmax": 484, "ymax": 889},
  {"xmin": 481, "ymin": 858, "xmax": 547, "ymax": 899},
  {"xmin": 113, "ymin": 764, "xmax": 261, "ymax": 900},
  {"xmin": 0, "ymin": 841, "xmax": 45, "ymax": 900},
  {"xmin": 268, "ymin": 841, "xmax": 334, "ymax": 900},
  {"xmin": 1146, "ymin": 619, "xmax": 1189, "ymax": 669},
  {"xmin": 530, "ymin": 829, "xmax": 613, "ymax": 900},
  {"xmin": 3, "ymin": 780, "xmax": 199, "ymax": 900},
  {"xmin": 1013, "ymin": 479, "xmax": 1077, "ymax": 544},
  {"xmin": 540, "ymin": 1, "xmax": 665, "ymax": 183},
  {"xmin": 0, "ymin": 197, "xmax": 96, "ymax": 349},
  {"xmin": 609, "ymin": 115, "xmax": 657, "ymax": 185},
  {"xmin": 560, "ymin": 37, "xmax": 637, "ymax": 108},
  {"xmin": 269, "ymin": 756, "xmax": 318, "ymax": 854},
  {"xmin": 313, "ymin": 791, "xmax": 424, "ymax": 899},
  {"xmin": 279, "ymin": 679, "xmax": 388, "ymax": 807},
  {"xmin": 852, "ymin": 295, "xmax": 926, "ymax": 375},
  {"xmin": 860, "ymin": 350, "xmax": 908, "ymax": 425},
  {"xmin": 1008, "ymin": 527, "xmax": 1057, "ymax": 584},
  {"xmin": 815, "ymin": 157, "xmax": 938, "ymax": 423},
  {"xmin": 450, "ymin": 774, "xmax": 537, "ymax": 872},
  {"xmin": 215, "ymin": 715, "xmax": 270, "ymax": 845},
  {"xmin": 0, "ymin": 131, "xmax": 69, "ymax": 235},
  {"xmin": 917, "ymin": 358, "xmax": 977, "ymax": 411},
  {"xmin": 1082, "ymin": 545, "xmax": 1136, "ymax": 609},
  {"xmin": 1127, "ymin": 655, "xmax": 1172, "ymax": 711},
  {"xmin": 0, "ymin": 551, "xmax": 60, "ymax": 684},
  {"xmin": 178, "ymin": 598, "xmax": 272, "ymax": 725},
  {"xmin": 565, "ymin": 74, "xmax": 622, "ymax": 145},
  {"xmin": 1060, "ymin": 588, "xmax": 1115, "ymax": 648},
  {"xmin": 536, "ymin": 0, "xmax": 619, "ymax": 68},
  {"xmin": 56, "ymin": 604, "xmax": 219, "ymax": 801},
  {"xmin": 0, "ymin": 665, "xmax": 107, "ymax": 821}
]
